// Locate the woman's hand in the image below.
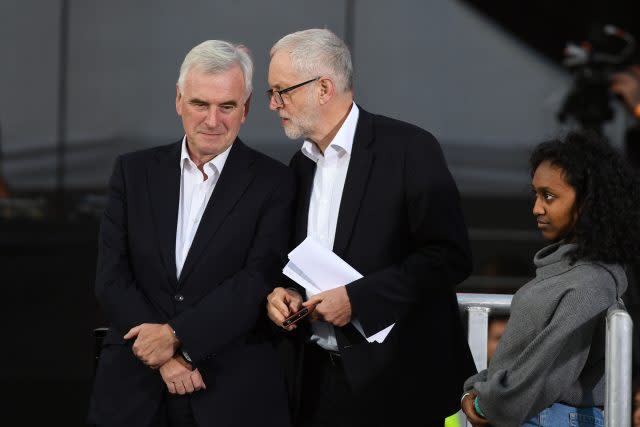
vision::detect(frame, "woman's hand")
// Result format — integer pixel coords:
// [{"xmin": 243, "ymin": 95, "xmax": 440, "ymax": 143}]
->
[{"xmin": 461, "ymin": 391, "xmax": 490, "ymax": 426}]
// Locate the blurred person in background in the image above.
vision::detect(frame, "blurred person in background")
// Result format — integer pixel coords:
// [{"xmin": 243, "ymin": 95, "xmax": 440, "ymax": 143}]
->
[
  {"xmin": 487, "ymin": 315, "xmax": 508, "ymax": 363},
  {"xmin": 611, "ymin": 64, "xmax": 640, "ymax": 167},
  {"xmin": 633, "ymin": 377, "xmax": 640, "ymax": 427}
]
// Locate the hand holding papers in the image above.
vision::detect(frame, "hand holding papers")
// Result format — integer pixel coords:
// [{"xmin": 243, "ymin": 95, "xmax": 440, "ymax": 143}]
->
[{"xmin": 283, "ymin": 237, "xmax": 394, "ymax": 343}]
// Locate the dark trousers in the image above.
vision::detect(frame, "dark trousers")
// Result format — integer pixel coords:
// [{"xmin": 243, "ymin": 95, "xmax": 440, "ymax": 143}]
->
[
  {"xmin": 297, "ymin": 343, "xmax": 445, "ymax": 427},
  {"xmin": 298, "ymin": 343, "xmax": 358, "ymax": 427},
  {"xmin": 150, "ymin": 393, "xmax": 199, "ymax": 427}
]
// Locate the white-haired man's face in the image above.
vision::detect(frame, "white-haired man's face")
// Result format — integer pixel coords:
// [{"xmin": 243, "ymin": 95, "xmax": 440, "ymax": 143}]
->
[{"xmin": 176, "ymin": 65, "xmax": 249, "ymax": 163}]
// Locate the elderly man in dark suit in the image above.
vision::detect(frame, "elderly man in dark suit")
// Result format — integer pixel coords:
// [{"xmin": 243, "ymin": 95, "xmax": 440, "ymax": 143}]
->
[
  {"xmin": 88, "ymin": 40, "xmax": 293, "ymax": 427},
  {"xmin": 265, "ymin": 29, "xmax": 476, "ymax": 427}
]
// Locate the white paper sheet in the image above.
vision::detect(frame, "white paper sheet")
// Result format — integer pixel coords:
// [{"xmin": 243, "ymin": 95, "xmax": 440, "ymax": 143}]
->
[{"xmin": 283, "ymin": 236, "xmax": 395, "ymax": 343}]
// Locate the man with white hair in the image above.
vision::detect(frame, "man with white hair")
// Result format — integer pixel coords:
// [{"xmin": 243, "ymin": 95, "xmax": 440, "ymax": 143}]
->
[
  {"xmin": 89, "ymin": 40, "xmax": 292, "ymax": 427},
  {"xmin": 266, "ymin": 29, "xmax": 475, "ymax": 426}
]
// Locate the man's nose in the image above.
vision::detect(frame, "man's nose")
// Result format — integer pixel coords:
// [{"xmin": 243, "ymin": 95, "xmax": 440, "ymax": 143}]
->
[
  {"xmin": 204, "ymin": 108, "xmax": 218, "ymax": 127},
  {"xmin": 268, "ymin": 94, "xmax": 281, "ymax": 111}
]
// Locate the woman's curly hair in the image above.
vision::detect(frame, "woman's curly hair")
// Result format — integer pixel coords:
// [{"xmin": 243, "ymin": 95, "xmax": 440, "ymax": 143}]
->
[{"xmin": 530, "ymin": 131, "xmax": 640, "ymax": 266}]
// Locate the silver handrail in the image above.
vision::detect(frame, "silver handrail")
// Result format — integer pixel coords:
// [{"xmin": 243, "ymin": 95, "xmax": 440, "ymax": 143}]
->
[
  {"xmin": 605, "ymin": 307, "xmax": 633, "ymax": 427},
  {"xmin": 456, "ymin": 293, "xmax": 632, "ymax": 427},
  {"xmin": 457, "ymin": 293, "xmax": 512, "ymax": 371}
]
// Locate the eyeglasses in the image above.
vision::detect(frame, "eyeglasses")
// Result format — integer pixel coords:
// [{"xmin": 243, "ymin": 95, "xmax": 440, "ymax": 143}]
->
[{"xmin": 266, "ymin": 77, "xmax": 319, "ymax": 107}]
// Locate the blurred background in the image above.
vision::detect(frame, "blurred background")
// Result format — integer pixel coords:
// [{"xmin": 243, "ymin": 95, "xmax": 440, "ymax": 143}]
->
[{"xmin": 2, "ymin": 0, "xmax": 640, "ymax": 423}]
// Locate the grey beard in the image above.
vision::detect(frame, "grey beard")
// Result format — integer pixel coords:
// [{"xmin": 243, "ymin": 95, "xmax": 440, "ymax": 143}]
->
[{"xmin": 283, "ymin": 121, "xmax": 311, "ymax": 140}]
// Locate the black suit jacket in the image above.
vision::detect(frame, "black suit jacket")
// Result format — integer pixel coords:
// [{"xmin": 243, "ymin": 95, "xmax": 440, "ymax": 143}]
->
[
  {"xmin": 287, "ymin": 107, "xmax": 476, "ymax": 424},
  {"xmin": 88, "ymin": 139, "xmax": 293, "ymax": 427}
]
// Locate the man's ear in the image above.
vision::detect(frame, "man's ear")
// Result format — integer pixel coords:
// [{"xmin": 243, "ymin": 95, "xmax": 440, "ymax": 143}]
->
[
  {"xmin": 318, "ymin": 78, "xmax": 335, "ymax": 105},
  {"xmin": 175, "ymin": 85, "xmax": 183, "ymax": 116}
]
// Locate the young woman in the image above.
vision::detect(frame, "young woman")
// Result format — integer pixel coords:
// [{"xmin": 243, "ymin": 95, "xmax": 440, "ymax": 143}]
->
[{"xmin": 461, "ymin": 131, "xmax": 640, "ymax": 426}]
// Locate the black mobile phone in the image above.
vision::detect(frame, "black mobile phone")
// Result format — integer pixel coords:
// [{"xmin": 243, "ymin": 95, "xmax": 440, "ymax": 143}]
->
[{"xmin": 282, "ymin": 307, "xmax": 310, "ymax": 327}]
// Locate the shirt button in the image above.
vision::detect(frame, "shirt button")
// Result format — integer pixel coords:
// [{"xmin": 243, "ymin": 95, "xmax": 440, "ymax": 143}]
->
[{"xmin": 174, "ymin": 294, "xmax": 185, "ymax": 302}]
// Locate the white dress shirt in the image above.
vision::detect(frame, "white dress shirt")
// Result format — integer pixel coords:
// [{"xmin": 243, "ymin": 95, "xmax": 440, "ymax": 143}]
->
[
  {"xmin": 175, "ymin": 137, "xmax": 231, "ymax": 279},
  {"xmin": 303, "ymin": 102, "xmax": 359, "ymax": 351}
]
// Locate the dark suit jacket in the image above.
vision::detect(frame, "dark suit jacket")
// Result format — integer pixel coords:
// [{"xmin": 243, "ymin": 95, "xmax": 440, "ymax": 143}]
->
[
  {"xmin": 286, "ymin": 107, "xmax": 476, "ymax": 424},
  {"xmin": 88, "ymin": 139, "xmax": 293, "ymax": 427}
]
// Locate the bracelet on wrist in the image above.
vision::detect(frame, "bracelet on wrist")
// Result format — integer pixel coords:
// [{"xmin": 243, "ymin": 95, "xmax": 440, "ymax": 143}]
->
[{"xmin": 474, "ymin": 396, "xmax": 485, "ymax": 418}]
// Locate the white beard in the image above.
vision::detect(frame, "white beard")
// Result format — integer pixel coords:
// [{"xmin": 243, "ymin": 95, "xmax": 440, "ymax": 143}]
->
[
  {"xmin": 283, "ymin": 120, "xmax": 309, "ymax": 139},
  {"xmin": 281, "ymin": 92, "xmax": 317, "ymax": 140}
]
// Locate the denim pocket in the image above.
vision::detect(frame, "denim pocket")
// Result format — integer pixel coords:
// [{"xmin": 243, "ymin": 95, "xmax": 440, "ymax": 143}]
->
[{"xmin": 568, "ymin": 411, "xmax": 604, "ymax": 427}]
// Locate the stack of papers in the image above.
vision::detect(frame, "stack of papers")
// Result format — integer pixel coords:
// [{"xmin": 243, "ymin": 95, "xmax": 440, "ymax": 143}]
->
[{"xmin": 283, "ymin": 237, "xmax": 394, "ymax": 343}]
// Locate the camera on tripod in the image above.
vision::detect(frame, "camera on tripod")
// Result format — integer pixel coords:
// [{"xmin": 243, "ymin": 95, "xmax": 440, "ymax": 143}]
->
[{"xmin": 557, "ymin": 25, "xmax": 636, "ymax": 134}]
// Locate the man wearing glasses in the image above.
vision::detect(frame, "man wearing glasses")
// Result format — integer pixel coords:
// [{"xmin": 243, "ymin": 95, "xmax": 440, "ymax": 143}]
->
[{"xmin": 266, "ymin": 29, "xmax": 476, "ymax": 427}]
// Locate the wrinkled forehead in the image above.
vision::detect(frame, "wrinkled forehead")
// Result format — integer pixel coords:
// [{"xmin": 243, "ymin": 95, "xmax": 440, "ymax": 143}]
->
[
  {"xmin": 182, "ymin": 65, "xmax": 247, "ymax": 100},
  {"xmin": 269, "ymin": 50, "xmax": 303, "ymax": 85}
]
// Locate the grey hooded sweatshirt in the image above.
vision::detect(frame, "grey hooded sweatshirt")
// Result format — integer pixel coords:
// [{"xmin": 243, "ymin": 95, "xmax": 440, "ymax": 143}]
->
[{"xmin": 464, "ymin": 242, "xmax": 628, "ymax": 427}]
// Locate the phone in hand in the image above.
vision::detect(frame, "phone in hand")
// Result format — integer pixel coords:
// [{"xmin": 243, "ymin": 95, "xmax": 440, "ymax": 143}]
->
[{"xmin": 282, "ymin": 307, "xmax": 310, "ymax": 327}]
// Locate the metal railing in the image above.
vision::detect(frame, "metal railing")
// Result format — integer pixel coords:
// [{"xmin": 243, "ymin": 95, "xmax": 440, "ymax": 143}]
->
[
  {"xmin": 606, "ymin": 305, "xmax": 633, "ymax": 427},
  {"xmin": 456, "ymin": 293, "xmax": 633, "ymax": 427}
]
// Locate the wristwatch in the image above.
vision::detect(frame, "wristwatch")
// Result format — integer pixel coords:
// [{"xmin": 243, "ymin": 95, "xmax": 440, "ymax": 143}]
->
[
  {"xmin": 180, "ymin": 348, "xmax": 193, "ymax": 365},
  {"xmin": 171, "ymin": 326, "xmax": 194, "ymax": 365}
]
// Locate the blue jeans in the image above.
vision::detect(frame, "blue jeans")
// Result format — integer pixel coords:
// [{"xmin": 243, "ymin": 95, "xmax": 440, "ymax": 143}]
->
[{"xmin": 521, "ymin": 403, "xmax": 603, "ymax": 426}]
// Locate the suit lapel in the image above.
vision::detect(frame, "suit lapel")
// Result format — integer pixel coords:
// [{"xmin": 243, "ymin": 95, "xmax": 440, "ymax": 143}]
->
[
  {"xmin": 178, "ymin": 139, "xmax": 255, "ymax": 286},
  {"xmin": 332, "ymin": 109, "xmax": 375, "ymax": 258},
  {"xmin": 292, "ymin": 154, "xmax": 316, "ymax": 246},
  {"xmin": 148, "ymin": 141, "xmax": 182, "ymax": 286}
]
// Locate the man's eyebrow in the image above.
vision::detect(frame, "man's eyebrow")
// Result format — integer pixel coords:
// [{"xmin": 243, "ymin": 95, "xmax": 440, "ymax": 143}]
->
[
  {"xmin": 268, "ymin": 80, "xmax": 287, "ymax": 90},
  {"xmin": 189, "ymin": 98, "xmax": 209, "ymax": 104}
]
